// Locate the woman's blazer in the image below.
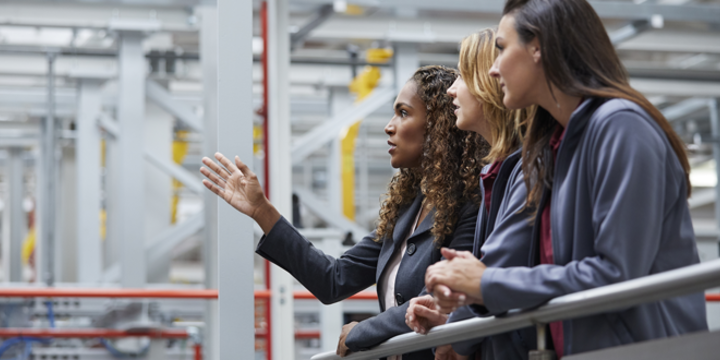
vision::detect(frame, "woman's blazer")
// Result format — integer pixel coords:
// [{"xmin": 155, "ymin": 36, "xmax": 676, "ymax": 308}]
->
[
  {"xmin": 446, "ymin": 150, "xmax": 537, "ymax": 360},
  {"xmin": 256, "ymin": 194, "xmax": 477, "ymax": 360}
]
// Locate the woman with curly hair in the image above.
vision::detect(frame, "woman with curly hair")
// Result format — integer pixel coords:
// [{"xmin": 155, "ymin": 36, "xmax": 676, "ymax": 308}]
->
[
  {"xmin": 405, "ymin": 29, "xmax": 536, "ymax": 360},
  {"xmin": 200, "ymin": 65, "xmax": 486, "ymax": 359}
]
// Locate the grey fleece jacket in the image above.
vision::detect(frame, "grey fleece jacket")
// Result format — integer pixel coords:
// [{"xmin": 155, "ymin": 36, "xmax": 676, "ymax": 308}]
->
[{"xmin": 480, "ymin": 98, "xmax": 708, "ymax": 356}]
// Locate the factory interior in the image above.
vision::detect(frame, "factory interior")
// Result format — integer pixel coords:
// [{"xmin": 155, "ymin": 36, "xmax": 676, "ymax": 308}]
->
[{"xmin": 0, "ymin": 0, "xmax": 717, "ymax": 359}]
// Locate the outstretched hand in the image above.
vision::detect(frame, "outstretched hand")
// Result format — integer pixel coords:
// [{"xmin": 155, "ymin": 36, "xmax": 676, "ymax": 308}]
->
[{"xmin": 200, "ymin": 152, "xmax": 280, "ymax": 233}]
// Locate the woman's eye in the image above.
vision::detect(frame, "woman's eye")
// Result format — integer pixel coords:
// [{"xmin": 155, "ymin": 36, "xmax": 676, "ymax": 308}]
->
[{"xmin": 400, "ymin": 110, "xmax": 408, "ymax": 117}]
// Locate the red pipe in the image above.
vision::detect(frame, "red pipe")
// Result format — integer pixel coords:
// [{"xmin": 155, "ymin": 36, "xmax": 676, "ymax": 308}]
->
[
  {"xmin": 255, "ymin": 329, "xmax": 320, "ymax": 339},
  {"xmin": 0, "ymin": 288, "xmax": 219, "ymax": 299},
  {"xmin": 706, "ymin": 294, "xmax": 720, "ymax": 302},
  {"xmin": 194, "ymin": 343, "xmax": 203, "ymax": 360},
  {"xmin": 0, "ymin": 329, "xmax": 188, "ymax": 338},
  {"xmin": 0, "ymin": 328, "xmax": 321, "ymax": 340}
]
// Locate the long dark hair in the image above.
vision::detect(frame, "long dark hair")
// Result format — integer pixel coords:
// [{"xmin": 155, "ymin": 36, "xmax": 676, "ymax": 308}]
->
[
  {"xmin": 376, "ymin": 65, "xmax": 487, "ymax": 245},
  {"xmin": 503, "ymin": 0, "xmax": 691, "ymax": 212}
]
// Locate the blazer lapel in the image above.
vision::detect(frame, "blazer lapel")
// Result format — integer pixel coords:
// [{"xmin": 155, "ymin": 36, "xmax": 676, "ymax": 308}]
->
[
  {"xmin": 376, "ymin": 195, "xmax": 424, "ymax": 294},
  {"xmin": 408, "ymin": 206, "xmax": 435, "ymax": 241},
  {"xmin": 391, "ymin": 195, "xmax": 424, "ymax": 244}
]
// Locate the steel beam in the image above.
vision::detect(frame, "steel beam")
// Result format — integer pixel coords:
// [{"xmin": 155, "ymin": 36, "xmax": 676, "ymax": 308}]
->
[
  {"xmin": 75, "ymin": 78, "xmax": 104, "ymax": 283},
  {"xmin": 216, "ymin": 0, "xmax": 256, "ymax": 359},
  {"xmin": 198, "ymin": 5, "xmax": 220, "ymax": 360},
  {"xmin": 662, "ymin": 97, "xmax": 709, "ymax": 122},
  {"xmin": 294, "ymin": 187, "xmax": 368, "ymax": 242},
  {"xmin": 609, "ymin": 20, "xmax": 650, "ymax": 46},
  {"xmin": 144, "ymin": 152, "xmax": 203, "ymax": 193},
  {"xmin": 146, "ymin": 80, "xmax": 204, "ymax": 133},
  {"xmin": 291, "ymin": 87, "xmax": 396, "ymax": 164},
  {"xmin": 290, "ymin": 4, "xmax": 334, "ymax": 51},
  {"xmin": 100, "ymin": 211, "xmax": 205, "ymax": 283},
  {"xmin": 98, "ymin": 112, "xmax": 120, "ymax": 138},
  {"xmin": 117, "ymin": 31, "xmax": 146, "ymax": 288}
]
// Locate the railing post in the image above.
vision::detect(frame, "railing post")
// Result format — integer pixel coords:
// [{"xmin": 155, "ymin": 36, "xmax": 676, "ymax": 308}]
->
[{"xmin": 529, "ymin": 323, "xmax": 556, "ymax": 360}]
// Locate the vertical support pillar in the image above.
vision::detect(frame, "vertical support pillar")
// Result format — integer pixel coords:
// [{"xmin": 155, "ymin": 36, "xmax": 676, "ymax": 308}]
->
[
  {"xmin": 76, "ymin": 79, "xmax": 103, "ymax": 283},
  {"xmin": 710, "ymin": 99, "xmax": 720, "ymax": 234},
  {"xmin": 319, "ymin": 237, "xmax": 343, "ymax": 352},
  {"xmin": 267, "ymin": 0, "xmax": 295, "ymax": 358},
  {"xmin": 217, "ymin": 0, "xmax": 255, "ymax": 359},
  {"xmin": 117, "ymin": 32, "xmax": 146, "ymax": 288},
  {"xmin": 6, "ymin": 148, "xmax": 25, "ymax": 282},
  {"xmin": 39, "ymin": 52, "xmax": 58, "ymax": 286},
  {"xmin": 393, "ymin": 43, "xmax": 418, "ymax": 93},
  {"xmin": 199, "ymin": 5, "xmax": 219, "ymax": 360}
]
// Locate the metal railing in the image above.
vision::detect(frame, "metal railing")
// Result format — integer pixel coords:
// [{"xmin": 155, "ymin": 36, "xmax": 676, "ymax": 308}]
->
[{"xmin": 311, "ymin": 258, "xmax": 720, "ymax": 360}]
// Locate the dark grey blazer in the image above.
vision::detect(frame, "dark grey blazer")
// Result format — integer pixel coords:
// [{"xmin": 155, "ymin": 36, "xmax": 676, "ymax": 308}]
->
[{"xmin": 256, "ymin": 194, "xmax": 478, "ymax": 359}]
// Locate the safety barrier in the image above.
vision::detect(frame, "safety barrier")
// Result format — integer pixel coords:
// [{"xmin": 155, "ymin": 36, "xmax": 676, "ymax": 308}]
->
[{"xmin": 310, "ymin": 258, "xmax": 720, "ymax": 360}]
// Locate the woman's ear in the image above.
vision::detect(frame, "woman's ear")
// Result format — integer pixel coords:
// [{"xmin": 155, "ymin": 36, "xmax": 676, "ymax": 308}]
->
[{"xmin": 529, "ymin": 38, "xmax": 542, "ymax": 64}]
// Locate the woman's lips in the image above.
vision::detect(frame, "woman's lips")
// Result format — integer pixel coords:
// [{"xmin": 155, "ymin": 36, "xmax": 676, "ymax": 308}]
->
[{"xmin": 388, "ymin": 141, "xmax": 396, "ymax": 153}]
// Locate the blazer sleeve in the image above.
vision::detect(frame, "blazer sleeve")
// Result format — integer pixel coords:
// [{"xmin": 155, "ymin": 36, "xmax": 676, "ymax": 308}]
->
[
  {"xmin": 481, "ymin": 110, "xmax": 676, "ymax": 313},
  {"xmin": 344, "ymin": 201, "xmax": 479, "ymax": 351},
  {"xmin": 256, "ymin": 216, "xmax": 382, "ymax": 304},
  {"xmin": 448, "ymin": 167, "xmax": 533, "ymax": 354}
]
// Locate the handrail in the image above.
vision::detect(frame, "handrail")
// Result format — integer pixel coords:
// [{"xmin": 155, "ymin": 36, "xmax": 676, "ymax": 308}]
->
[
  {"xmin": 311, "ymin": 258, "xmax": 720, "ymax": 360},
  {"xmin": 0, "ymin": 288, "xmax": 377, "ymax": 300}
]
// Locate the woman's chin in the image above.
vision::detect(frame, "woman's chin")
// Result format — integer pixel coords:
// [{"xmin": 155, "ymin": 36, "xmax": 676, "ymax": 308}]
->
[{"xmin": 456, "ymin": 118, "xmax": 471, "ymax": 131}]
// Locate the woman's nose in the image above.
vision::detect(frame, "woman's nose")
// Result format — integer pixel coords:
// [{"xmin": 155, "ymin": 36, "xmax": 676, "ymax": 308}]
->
[
  {"xmin": 489, "ymin": 58, "xmax": 500, "ymax": 78},
  {"xmin": 385, "ymin": 120, "xmax": 395, "ymax": 135}
]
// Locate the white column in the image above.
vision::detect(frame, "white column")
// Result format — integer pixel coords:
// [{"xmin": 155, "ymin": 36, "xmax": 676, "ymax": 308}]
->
[
  {"xmin": 117, "ymin": 32, "xmax": 146, "ymax": 288},
  {"xmin": 76, "ymin": 79, "xmax": 103, "ymax": 283},
  {"xmin": 319, "ymin": 237, "xmax": 343, "ymax": 352},
  {"xmin": 38, "ymin": 52, "xmax": 58, "ymax": 285},
  {"xmin": 393, "ymin": 43, "xmax": 419, "ymax": 93},
  {"xmin": 6, "ymin": 148, "xmax": 25, "ymax": 282},
  {"xmin": 267, "ymin": 0, "xmax": 295, "ymax": 358},
  {"xmin": 217, "ymin": 0, "xmax": 255, "ymax": 358},
  {"xmin": 199, "ymin": 5, "xmax": 219, "ymax": 360}
]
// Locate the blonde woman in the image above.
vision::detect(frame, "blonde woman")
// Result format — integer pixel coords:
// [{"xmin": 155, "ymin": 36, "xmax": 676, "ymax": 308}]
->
[{"xmin": 405, "ymin": 29, "xmax": 536, "ymax": 360}]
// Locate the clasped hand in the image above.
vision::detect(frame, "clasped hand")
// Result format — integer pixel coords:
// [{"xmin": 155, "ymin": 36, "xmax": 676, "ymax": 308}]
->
[{"xmin": 424, "ymin": 248, "xmax": 487, "ymax": 314}]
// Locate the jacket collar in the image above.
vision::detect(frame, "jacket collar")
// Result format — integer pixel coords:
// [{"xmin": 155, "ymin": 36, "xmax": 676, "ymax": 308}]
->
[{"xmin": 391, "ymin": 193, "xmax": 435, "ymax": 244}]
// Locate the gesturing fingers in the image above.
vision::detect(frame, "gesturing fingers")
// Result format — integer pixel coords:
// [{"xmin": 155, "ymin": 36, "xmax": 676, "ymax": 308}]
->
[
  {"xmin": 215, "ymin": 152, "xmax": 241, "ymax": 175},
  {"xmin": 202, "ymin": 156, "xmax": 232, "ymax": 180},
  {"xmin": 200, "ymin": 166, "xmax": 227, "ymax": 188},
  {"xmin": 202, "ymin": 179, "xmax": 224, "ymax": 197}
]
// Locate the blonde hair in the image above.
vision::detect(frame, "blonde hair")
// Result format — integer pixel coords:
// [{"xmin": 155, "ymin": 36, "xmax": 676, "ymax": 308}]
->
[{"xmin": 458, "ymin": 29, "xmax": 533, "ymax": 162}]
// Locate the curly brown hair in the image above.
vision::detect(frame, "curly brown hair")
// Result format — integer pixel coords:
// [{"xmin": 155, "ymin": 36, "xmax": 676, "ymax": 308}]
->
[{"xmin": 375, "ymin": 65, "xmax": 488, "ymax": 246}]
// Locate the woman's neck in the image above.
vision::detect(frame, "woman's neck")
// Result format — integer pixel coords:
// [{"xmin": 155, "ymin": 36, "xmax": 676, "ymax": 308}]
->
[{"xmin": 537, "ymin": 85, "xmax": 583, "ymax": 128}]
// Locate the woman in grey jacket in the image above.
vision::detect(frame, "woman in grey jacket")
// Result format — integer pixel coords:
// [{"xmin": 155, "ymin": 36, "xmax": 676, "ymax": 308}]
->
[
  {"xmin": 425, "ymin": 0, "xmax": 708, "ymax": 358},
  {"xmin": 405, "ymin": 29, "xmax": 536, "ymax": 360},
  {"xmin": 200, "ymin": 65, "xmax": 485, "ymax": 359}
]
